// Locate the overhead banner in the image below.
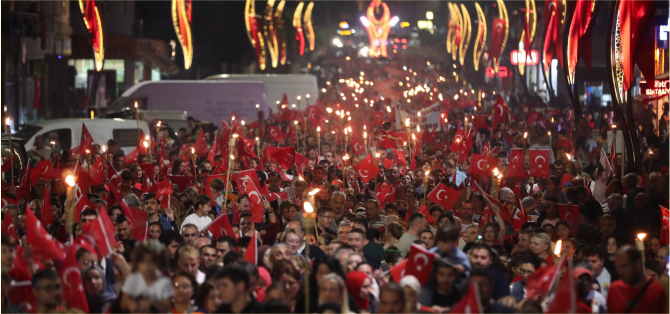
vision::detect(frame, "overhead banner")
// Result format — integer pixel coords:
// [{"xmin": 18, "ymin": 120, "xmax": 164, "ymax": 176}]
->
[{"xmin": 394, "ymin": 100, "xmax": 443, "ymax": 131}]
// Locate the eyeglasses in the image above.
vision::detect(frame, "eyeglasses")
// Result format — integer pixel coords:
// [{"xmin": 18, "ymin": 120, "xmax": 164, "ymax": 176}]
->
[{"xmin": 174, "ymin": 282, "xmax": 193, "ymax": 290}]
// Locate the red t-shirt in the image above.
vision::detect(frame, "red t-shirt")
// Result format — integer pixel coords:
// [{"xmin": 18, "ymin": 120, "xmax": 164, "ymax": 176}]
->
[
  {"xmin": 606, "ymin": 278, "xmax": 668, "ymax": 313},
  {"xmin": 557, "ymin": 139, "xmax": 575, "ymax": 154}
]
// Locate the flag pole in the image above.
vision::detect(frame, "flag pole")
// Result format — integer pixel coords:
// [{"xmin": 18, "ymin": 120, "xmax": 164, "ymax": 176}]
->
[{"xmin": 223, "ymin": 135, "xmax": 239, "ymax": 207}]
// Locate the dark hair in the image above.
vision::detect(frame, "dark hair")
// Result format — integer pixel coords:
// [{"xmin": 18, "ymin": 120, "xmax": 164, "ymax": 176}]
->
[
  {"xmin": 645, "ymin": 260, "xmax": 664, "ymax": 276},
  {"xmin": 216, "ymin": 236, "xmax": 237, "ymax": 249},
  {"xmin": 158, "ymin": 229, "xmax": 185, "ymax": 247},
  {"xmin": 121, "ymin": 169, "xmax": 133, "ymax": 181},
  {"xmin": 471, "ymin": 243, "xmax": 493, "ymax": 259},
  {"xmin": 1, "ymin": 234, "xmax": 16, "ymax": 247},
  {"xmin": 149, "ymin": 221, "xmax": 164, "ymax": 232},
  {"xmin": 435, "ymin": 225, "xmax": 460, "ymax": 243},
  {"xmin": 115, "ymin": 213, "xmax": 128, "ymax": 225},
  {"xmin": 317, "ymin": 206, "xmax": 333, "ymax": 217},
  {"xmin": 194, "ymin": 195, "xmax": 211, "ymax": 210},
  {"xmin": 581, "ymin": 245, "xmax": 606, "ymax": 261},
  {"xmin": 194, "ymin": 280, "xmax": 216, "ymax": 308},
  {"xmin": 144, "ymin": 193, "xmax": 156, "ymax": 201},
  {"xmin": 437, "ymin": 213, "xmax": 455, "ymax": 225},
  {"xmin": 172, "ymin": 270, "xmax": 198, "ymax": 299},
  {"xmin": 214, "ymin": 264, "xmax": 249, "ymax": 289},
  {"xmin": 350, "ymin": 217, "xmax": 368, "ymax": 232},
  {"xmin": 31, "ymin": 269, "xmax": 60, "ymax": 288},
  {"xmin": 470, "ymin": 267, "xmax": 493, "ymax": 282},
  {"xmin": 520, "ymin": 255, "xmax": 542, "ymax": 270},
  {"xmin": 379, "ymin": 282, "xmax": 406, "ymax": 302},
  {"xmin": 349, "ymin": 228, "xmax": 365, "ymax": 238},
  {"xmin": 80, "ymin": 208, "xmax": 98, "ymax": 219},
  {"xmin": 408, "ymin": 212, "xmax": 425, "ymax": 226}
]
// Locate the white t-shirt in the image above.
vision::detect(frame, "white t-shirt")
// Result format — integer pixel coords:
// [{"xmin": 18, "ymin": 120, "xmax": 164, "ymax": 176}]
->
[
  {"xmin": 121, "ymin": 272, "xmax": 173, "ymax": 300},
  {"xmin": 196, "ymin": 269, "xmax": 206, "ymax": 284},
  {"xmin": 181, "ymin": 213, "xmax": 213, "ymax": 232},
  {"xmin": 540, "ymin": 218, "xmax": 559, "ymax": 227}
]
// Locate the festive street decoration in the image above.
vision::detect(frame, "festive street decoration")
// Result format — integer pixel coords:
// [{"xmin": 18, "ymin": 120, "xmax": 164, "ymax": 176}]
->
[
  {"xmin": 360, "ymin": 0, "xmax": 398, "ymax": 58},
  {"xmin": 543, "ymin": 0, "xmax": 566, "ymax": 74},
  {"xmin": 275, "ymin": 0, "xmax": 287, "ymax": 65},
  {"xmin": 518, "ymin": 0, "xmax": 537, "ymax": 76},
  {"xmin": 246, "ymin": 0, "xmax": 266, "ymax": 69},
  {"xmin": 293, "ymin": 2, "xmax": 305, "ymax": 56},
  {"xmin": 78, "ymin": 0, "xmax": 104, "ymax": 71},
  {"xmin": 303, "ymin": 2, "xmax": 315, "ymax": 52},
  {"xmin": 171, "ymin": 0, "xmax": 193, "ymax": 70},
  {"xmin": 473, "ymin": 2, "xmax": 487, "ymax": 71},
  {"xmin": 458, "ymin": 4, "xmax": 471, "ymax": 67},
  {"xmin": 489, "ymin": 0, "xmax": 509, "ymax": 72}
]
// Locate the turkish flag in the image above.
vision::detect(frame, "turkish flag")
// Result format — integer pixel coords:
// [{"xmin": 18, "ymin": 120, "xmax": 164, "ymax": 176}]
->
[
  {"xmin": 450, "ymin": 127, "xmax": 464, "ymax": 153},
  {"xmin": 61, "ymin": 245, "xmax": 89, "ymax": 312},
  {"xmin": 450, "ymin": 282, "xmax": 483, "ymax": 314},
  {"xmin": 263, "ymin": 192, "xmax": 288, "ymax": 202},
  {"xmin": 237, "ymin": 137, "xmax": 258, "ymax": 159},
  {"xmin": 25, "ymin": 206, "xmax": 65, "ymax": 261},
  {"xmin": 244, "ymin": 232, "xmax": 258, "ymax": 264},
  {"xmin": 427, "ymin": 183, "xmax": 461, "ymax": 210},
  {"xmin": 383, "ymin": 158, "xmax": 393, "ymax": 169},
  {"xmin": 82, "ymin": 210, "xmax": 118, "ymax": 257},
  {"xmin": 351, "ymin": 140, "xmax": 366, "ymax": 155},
  {"xmin": 488, "ymin": 18, "xmax": 507, "ymax": 63},
  {"xmin": 73, "ymin": 194, "xmax": 97, "ymax": 223},
  {"xmin": 1, "ymin": 211, "xmax": 19, "ymax": 242},
  {"xmin": 69, "ymin": 124, "xmax": 94, "ymax": 155},
  {"xmin": 89, "ymin": 157, "xmax": 106, "ymax": 186},
  {"xmin": 269, "ymin": 147, "xmax": 296, "ymax": 169},
  {"xmin": 167, "ymin": 175, "xmax": 194, "ymax": 192},
  {"xmin": 231, "ymin": 170, "xmax": 264, "ymax": 223},
  {"xmin": 377, "ymin": 183, "xmax": 396, "ymax": 207},
  {"xmin": 267, "ymin": 125, "xmax": 284, "ymax": 143},
  {"xmin": 294, "ymin": 152, "xmax": 310, "ymax": 168},
  {"xmin": 525, "ymin": 257, "xmax": 565, "ymax": 299},
  {"xmin": 558, "ymin": 204, "xmax": 580, "ymax": 236},
  {"xmin": 41, "ymin": 186, "xmax": 53, "ymax": 227},
  {"xmin": 372, "ymin": 112, "xmax": 384, "ymax": 127},
  {"xmin": 193, "ymin": 130, "xmax": 209, "ymax": 158},
  {"xmin": 471, "ymin": 182, "xmax": 516, "ymax": 228},
  {"xmin": 506, "ymin": 148, "xmax": 528, "ymax": 178},
  {"xmin": 661, "ymin": 206, "xmax": 669, "ymax": 245},
  {"xmin": 482, "ymin": 142, "xmax": 491, "ymax": 156},
  {"xmin": 389, "ymin": 259, "xmax": 408, "ymax": 283},
  {"xmin": 560, "ymin": 173, "xmax": 573, "ymax": 188},
  {"xmin": 474, "ymin": 115, "xmax": 488, "ymax": 129},
  {"xmin": 124, "ymin": 145, "xmax": 141, "ymax": 165},
  {"xmin": 392, "ymin": 149, "xmax": 407, "ymax": 167},
  {"xmin": 434, "ymin": 141, "xmax": 450, "ymax": 154},
  {"xmin": 546, "ymin": 260, "xmax": 577, "ymax": 313},
  {"xmin": 617, "ymin": 0, "xmax": 655, "ymax": 91},
  {"xmin": 156, "ymin": 178, "xmax": 173, "ymax": 209},
  {"xmin": 529, "ymin": 149, "xmax": 551, "ymax": 177},
  {"xmin": 344, "ymin": 121, "xmax": 360, "ymax": 138},
  {"xmin": 405, "ymin": 244, "xmax": 434, "ymax": 285},
  {"xmin": 417, "ymin": 204, "xmax": 435, "ymax": 224},
  {"xmin": 353, "ymin": 154, "xmax": 380, "ymax": 184},
  {"xmin": 30, "ymin": 160, "xmax": 61, "ymax": 184},
  {"xmin": 568, "ymin": 0, "xmax": 596, "ymax": 75},
  {"xmin": 306, "ymin": 105, "xmax": 325, "ymax": 125},
  {"xmin": 1, "ymin": 194, "xmax": 18, "ymax": 208},
  {"xmin": 492, "ymin": 94, "xmax": 507, "ymax": 129},
  {"xmin": 119, "ymin": 199, "xmax": 148, "ymax": 241},
  {"xmin": 470, "ymin": 154, "xmax": 498, "ymax": 176},
  {"xmin": 208, "ymin": 212, "xmax": 237, "ymax": 240}
]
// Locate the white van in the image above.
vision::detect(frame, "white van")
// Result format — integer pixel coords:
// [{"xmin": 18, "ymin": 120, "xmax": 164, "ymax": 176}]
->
[
  {"xmin": 204, "ymin": 74, "xmax": 318, "ymax": 113},
  {"xmin": 102, "ymin": 81, "xmax": 268, "ymax": 124},
  {"xmin": 16, "ymin": 118, "xmax": 151, "ymax": 155}
]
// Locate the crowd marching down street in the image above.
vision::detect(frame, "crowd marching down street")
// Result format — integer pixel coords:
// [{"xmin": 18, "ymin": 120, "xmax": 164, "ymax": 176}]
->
[{"xmin": 2, "ymin": 54, "xmax": 669, "ymax": 314}]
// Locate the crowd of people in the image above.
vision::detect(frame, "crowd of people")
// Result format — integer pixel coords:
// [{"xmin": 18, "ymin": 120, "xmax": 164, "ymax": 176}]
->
[{"xmin": 2, "ymin": 54, "xmax": 669, "ymax": 314}]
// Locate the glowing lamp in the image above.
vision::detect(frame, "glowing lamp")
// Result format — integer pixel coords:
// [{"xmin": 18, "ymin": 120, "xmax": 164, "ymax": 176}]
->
[
  {"xmin": 65, "ymin": 175, "xmax": 76, "ymax": 187},
  {"xmin": 232, "ymin": 134, "xmax": 239, "ymax": 138},
  {"xmin": 326, "ymin": 107, "xmax": 333, "ymax": 113}
]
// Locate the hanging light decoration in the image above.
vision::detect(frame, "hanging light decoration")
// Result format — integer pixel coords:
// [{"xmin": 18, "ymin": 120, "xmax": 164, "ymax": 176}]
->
[
  {"xmin": 458, "ymin": 4, "xmax": 472, "ymax": 66},
  {"xmin": 473, "ymin": 2, "xmax": 487, "ymax": 71},
  {"xmin": 360, "ymin": 1, "xmax": 398, "ymax": 57},
  {"xmin": 79, "ymin": 0, "xmax": 105, "ymax": 71},
  {"xmin": 293, "ymin": 2, "xmax": 306, "ymax": 56},
  {"xmin": 171, "ymin": 0, "xmax": 193, "ymax": 70},
  {"xmin": 303, "ymin": 2, "xmax": 315, "ymax": 52},
  {"xmin": 245, "ymin": 0, "xmax": 266, "ymax": 69}
]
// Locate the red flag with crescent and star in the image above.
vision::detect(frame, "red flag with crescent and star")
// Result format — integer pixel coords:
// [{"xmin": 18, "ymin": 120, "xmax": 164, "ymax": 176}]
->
[
  {"xmin": 69, "ymin": 123, "xmax": 94, "ymax": 155},
  {"xmin": 506, "ymin": 148, "xmax": 528, "ymax": 178},
  {"xmin": 529, "ymin": 149, "xmax": 551, "ymax": 177},
  {"xmin": 470, "ymin": 153, "xmax": 498, "ymax": 176},
  {"xmin": 450, "ymin": 281, "xmax": 483, "ymax": 314},
  {"xmin": 450, "ymin": 127, "xmax": 464, "ymax": 153},
  {"xmin": 61, "ymin": 244, "xmax": 90, "ymax": 313},
  {"xmin": 488, "ymin": 18, "xmax": 507, "ymax": 65},
  {"xmin": 558, "ymin": 204, "xmax": 580, "ymax": 236},
  {"xmin": 231, "ymin": 170, "xmax": 264, "ymax": 223},
  {"xmin": 405, "ymin": 244, "xmax": 435, "ymax": 285},
  {"xmin": 353, "ymin": 154, "xmax": 380, "ymax": 184},
  {"xmin": 351, "ymin": 140, "xmax": 366, "ymax": 155},
  {"xmin": 267, "ymin": 125, "xmax": 284, "ymax": 143},
  {"xmin": 492, "ymin": 94, "xmax": 507, "ymax": 129},
  {"xmin": 371, "ymin": 112, "xmax": 384, "ymax": 127},
  {"xmin": 25, "ymin": 206, "xmax": 65, "ymax": 261},
  {"xmin": 207, "ymin": 212, "xmax": 237, "ymax": 241},
  {"xmin": 427, "ymin": 183, "xmax": 461, "ymax": 210}
]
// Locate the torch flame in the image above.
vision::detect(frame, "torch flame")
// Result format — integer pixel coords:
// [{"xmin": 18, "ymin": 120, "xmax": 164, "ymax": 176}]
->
[
  {"xmin": 637, "ymin": 233, "xmax": 647, "ymax": 241},
  {"xmin": 317, "ymin": 126, "xmax": 321, "ymax": 132},
  {"xmin": 233, "ymin": 134, "xmax": 239, "ymax": 138},
  {"xmin": 524, "ymin": 132, "xmax": 528, "ymax": 139},
  {"xmin": 143, "ymin": 141, "xmax": 149, "ymax": 148},
  {"xmin": 554, "ymin": 239, "xmax": 562, "ymax": 256},
  {"xmin": 101, "ymin": 145, "xmax": 106, "ymax": 152},
  {"xmin": 308, "ymin": 188, "xmax": 320, "ymax": 196},
  {"xmin": 304, "ymin": 201, "xmax": 314, "ymax": 213},
  {"xmin": 65, "ymin": 175, "xmax": 75, "ymax": 187}
]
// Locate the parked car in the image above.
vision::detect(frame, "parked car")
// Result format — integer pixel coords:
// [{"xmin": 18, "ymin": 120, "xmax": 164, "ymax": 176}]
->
[{"xmin": 15, "ymin": 118, "xmax": 151, "ymax": 155}]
